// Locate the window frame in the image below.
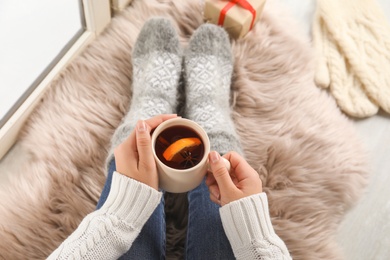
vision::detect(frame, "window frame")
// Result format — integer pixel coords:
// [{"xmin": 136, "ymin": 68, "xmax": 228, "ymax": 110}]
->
[{"xmin": 0, "ymin": 0, "xmax": 111, "ymax": 160}]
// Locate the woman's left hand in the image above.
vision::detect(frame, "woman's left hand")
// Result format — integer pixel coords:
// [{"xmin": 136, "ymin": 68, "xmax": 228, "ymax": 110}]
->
[{"xmin": 114, "ymin": 114, "xmax": 178, "ymax": 190}]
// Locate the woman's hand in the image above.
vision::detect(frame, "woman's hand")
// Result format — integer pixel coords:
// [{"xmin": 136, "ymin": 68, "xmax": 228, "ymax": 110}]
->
[
  {"xmin": 206, "ymin": 151, "xmax": 262, "ymax": 206},
  {"xmin": 114, "ymin": 114, "xmax": 177, "ymax": 190}
]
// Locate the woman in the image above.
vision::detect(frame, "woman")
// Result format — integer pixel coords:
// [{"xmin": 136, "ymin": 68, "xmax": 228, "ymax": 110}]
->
[{"xmin": 49, "ymin": 18, "xmax": 291, "ymax": 260}]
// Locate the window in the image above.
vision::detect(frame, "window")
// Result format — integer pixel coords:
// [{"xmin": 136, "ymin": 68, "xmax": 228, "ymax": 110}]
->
[{"xmin": 0, "ymin": 0, "xmax": 111, "ymax": 159}]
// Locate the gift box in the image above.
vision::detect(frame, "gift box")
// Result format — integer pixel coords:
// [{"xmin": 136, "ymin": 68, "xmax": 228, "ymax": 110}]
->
[{"xmin": 204, "ymin": 0, "xmax": 266, "ymax": 39}]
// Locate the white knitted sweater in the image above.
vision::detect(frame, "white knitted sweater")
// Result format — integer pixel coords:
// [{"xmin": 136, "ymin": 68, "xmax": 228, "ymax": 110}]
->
[{"xmin": 48, "ymin": 172, "xmax": 291, "ymax": 259}]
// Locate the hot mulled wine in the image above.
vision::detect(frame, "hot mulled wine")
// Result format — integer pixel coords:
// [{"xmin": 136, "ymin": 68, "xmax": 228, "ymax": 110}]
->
[{"xmin": 155, "ymin": 125, "xmax": 205, "ymax": 170}]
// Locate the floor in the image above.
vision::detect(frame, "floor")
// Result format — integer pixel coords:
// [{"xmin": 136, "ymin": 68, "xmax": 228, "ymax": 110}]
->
[
  {"xmin": 281, "ymin": 1, "xmax": 390, "ymax": 259},
  {"xmin": 337, "ymin": 112, "xmax": 390, "ymax": 260},
  {"xmin": 0, "ymin": 1, "xmax": 390, "ymax": 259}
]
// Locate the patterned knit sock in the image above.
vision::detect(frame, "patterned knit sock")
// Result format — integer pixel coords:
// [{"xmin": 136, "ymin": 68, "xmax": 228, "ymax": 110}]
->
[
  {"xmin": 184, "ymin": 24, "xmax": 242, "ymax": 156},
  {"xmin": 106, "ymin": 17, "xmax": 181, "ymax": 169}
]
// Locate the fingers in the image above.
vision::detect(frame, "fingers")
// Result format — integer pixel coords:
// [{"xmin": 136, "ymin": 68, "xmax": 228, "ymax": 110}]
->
[
  {"xmin": 122, "ymin": 114, "xmax": 177, "ymax": 145},
  {"xmin": 135, "ymin": 120, "xmax": 155, "ymax": 173},
  {"xmin": 210, "ymin": 188, "xmax": 222, "ymax": 206},
  {"xmin": 114, "ymin": 115, "xmax": 177, "ymax": 191},
  {"xmin": 205, "ymin": 171, "xmax": 216, "ymax": 186},
  {"xmin": 144, "ymin": 114, "xmax": 178, "ymax": 130},
  {"xmin": 116, "ymin": 114, "xmax": 177, "ymax": 165},
  {"xmin": 208, "ymin": 151, "xmax": 263, "ymax": 205},
  {"xmin": 114, "ymin": 136, "xmax": 138, "ymax": 176},
  {"xmin": 223, "ymin": 151, "xmax": 263, "ymax": 195},
  {"xmin": 206, "ymin": 172, "xmax": 221, "ymax": 205},
  {"xmin": 135, "ymin": 114, "xmax": 177, "ymax": 171},
  {"xmin": 223, "ymin": 151, "xmax": 257, "ymax": 181},
  {"xmin": 209, "ymin": 151, "xmax": 235, "ymax": 191}
]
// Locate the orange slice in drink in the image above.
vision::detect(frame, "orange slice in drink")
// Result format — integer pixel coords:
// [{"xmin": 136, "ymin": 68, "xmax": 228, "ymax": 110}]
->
[{"xmin": 163, "ymin": 137, "xmax": 201, "ymax": 162}]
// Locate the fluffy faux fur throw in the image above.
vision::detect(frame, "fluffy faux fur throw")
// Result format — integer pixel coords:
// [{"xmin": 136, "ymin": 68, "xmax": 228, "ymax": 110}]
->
[{"xmin": 0, "ymin": 0, "xmax": 368, "ymax": 259}]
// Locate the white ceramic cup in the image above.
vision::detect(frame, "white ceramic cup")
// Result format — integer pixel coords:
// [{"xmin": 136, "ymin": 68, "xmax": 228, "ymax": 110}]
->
[{"xmin": 151, "ymin": 118, "xmax": 229, "ymax": 193}]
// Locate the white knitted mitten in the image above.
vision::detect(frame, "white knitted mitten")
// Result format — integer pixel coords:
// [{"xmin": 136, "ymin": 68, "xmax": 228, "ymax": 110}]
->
[{"xmin": 313, "ymin": 0, "xmax": 390, "ymax": 117}]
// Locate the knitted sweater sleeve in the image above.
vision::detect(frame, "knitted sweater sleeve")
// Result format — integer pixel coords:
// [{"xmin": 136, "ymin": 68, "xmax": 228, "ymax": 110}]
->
[
  {"xmin": 48, "ymin": 171, "xmax": 162, "ymax": 260},
  {"xmin": 220, "ymin": 193, "xmax": 292, "ymax": 260}
]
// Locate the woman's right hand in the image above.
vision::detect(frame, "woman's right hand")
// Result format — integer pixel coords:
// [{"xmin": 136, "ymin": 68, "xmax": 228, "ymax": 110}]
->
[{"xmin": 206, "ymin": 151, "xmax": 262, "ymax": 206}]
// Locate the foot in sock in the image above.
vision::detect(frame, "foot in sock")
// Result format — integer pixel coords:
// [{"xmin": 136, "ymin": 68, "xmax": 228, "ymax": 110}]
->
[
  {"xmin": 184, "ymin": 24, "xmax": 243, "ymax": 155},
  {"xmin": 107, "ymin": 17, "xmax": 182, "ymax": 168}
]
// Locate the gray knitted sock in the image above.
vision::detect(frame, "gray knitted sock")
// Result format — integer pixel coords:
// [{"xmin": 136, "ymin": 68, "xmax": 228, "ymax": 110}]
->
[
  {"xmin": 106, "ymin": 18, "xmax": 181, "ymax": 169},
  {"xmin": 184, "ymin": 24, "xmax": 242, "ymax": 155}
]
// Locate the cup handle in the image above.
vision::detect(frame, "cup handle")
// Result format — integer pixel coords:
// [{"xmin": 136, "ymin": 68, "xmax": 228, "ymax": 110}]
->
[{"xmin": 207, "ymin": 157, "xmax": 231, "ymax": 173}]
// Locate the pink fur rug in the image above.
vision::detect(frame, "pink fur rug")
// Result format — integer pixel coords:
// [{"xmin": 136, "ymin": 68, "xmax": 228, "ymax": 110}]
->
[{"xmin": 0, "ymin": 0, "xmax": 368, "ymax": 259}]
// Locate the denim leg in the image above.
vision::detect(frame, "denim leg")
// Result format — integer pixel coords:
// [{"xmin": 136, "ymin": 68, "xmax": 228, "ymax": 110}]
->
[
  {"xmin": 185, "ymin": 178, "xmax": 235, "ymax": 260},
  {"xmin": 96, "ymin": 159, "xmax": 166, "ymax": 259}
]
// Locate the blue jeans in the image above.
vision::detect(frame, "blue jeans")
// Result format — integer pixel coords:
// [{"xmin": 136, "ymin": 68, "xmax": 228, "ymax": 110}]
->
[{"xmin": 96, "ymin": 159, "xmax": 235, "ymax": 259}]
